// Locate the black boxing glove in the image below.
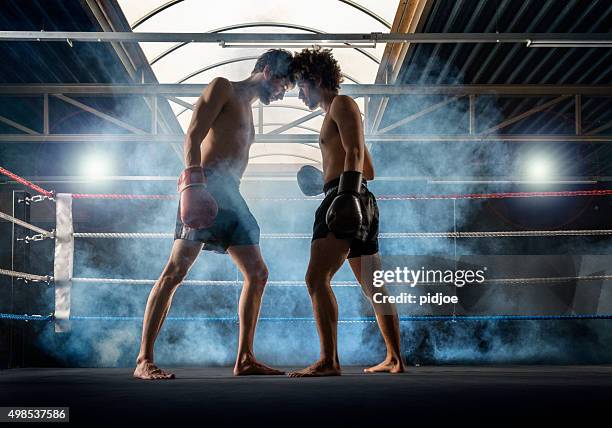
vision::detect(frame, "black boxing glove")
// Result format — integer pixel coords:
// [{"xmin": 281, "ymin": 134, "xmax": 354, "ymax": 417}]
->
[{"xmin": 325, "ymin": 171, "xmax": 363, "ymax": 235}]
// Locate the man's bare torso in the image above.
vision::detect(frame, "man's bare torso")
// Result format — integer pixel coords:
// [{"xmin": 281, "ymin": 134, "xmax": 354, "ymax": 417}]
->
[
  {"xmin": 319, "ymin": 100, "xmax": 374, "ymax": 184},
  {"xmin": 200, "ymin": 81, "xmax": 255, "ymax": 178}
]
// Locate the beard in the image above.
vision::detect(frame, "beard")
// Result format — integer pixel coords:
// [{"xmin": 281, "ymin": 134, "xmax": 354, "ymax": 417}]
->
[
  {"xmin": 303, "ymin": 97, "xmax": 319, "ymax": 110},
  {"xmin": 258, "ymin": 81, "xmax": 275, "ymax": 105}
]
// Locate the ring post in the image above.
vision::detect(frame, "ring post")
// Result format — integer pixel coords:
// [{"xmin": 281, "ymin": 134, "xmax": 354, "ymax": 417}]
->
[{"xmin": 53, "ymin": 194, "xmax": 74, "ymax": 332}]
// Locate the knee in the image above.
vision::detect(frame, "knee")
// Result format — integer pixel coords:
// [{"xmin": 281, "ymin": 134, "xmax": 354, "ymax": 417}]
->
[
  {"xmin": 305, "ymin": 270, "xmax": 331, "ymax": 296},
  {"xmin": 245, "ymin": 264, "xmax": 269, "ymax": 290},
  {"xmin": 158, "ymin": 263, "xmax": 189, "ymax": 291},
  {"xmin": 360, "ymin": 283, "xmax": 377, "ymax": 300}
]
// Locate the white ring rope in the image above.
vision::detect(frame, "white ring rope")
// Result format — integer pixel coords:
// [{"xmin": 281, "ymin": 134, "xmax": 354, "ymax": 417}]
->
[
  {"xmin": 73, "ymin": 232, "xmax": 173, "ymax": 239},
  {"xmin": 2, "ymin": 270, "xmax": 610, "ymax": 287},
  {"xmin": 72, "ymin": 229, "xmax": 612, "ymax": 239},
  {"xmin": 72, "ymin": 278, "xmax": 359, "ymax": 286},
  {"xmin": 68, "ymin": 275, "xmax": 612, "ymax": 287},
  {"xmin": 482, "ymin": 274, "xmax": 612, "ymax": 285},
  {"xmin": 0, "ymin": 268, "xmax": 51, "ymax": 282},
  {"xmin": 0, "ymin": 210, "xmax": 53, "ymax": 237},
  {"xmin": 385, "ymin": 230, "xmax": 612, "ymax": 238}
]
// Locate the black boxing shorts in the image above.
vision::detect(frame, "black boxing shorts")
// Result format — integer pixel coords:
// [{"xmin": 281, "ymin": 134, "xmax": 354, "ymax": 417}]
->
[
  {"xmin": 312, "ymin": 177, "xmax": 379, "ymax": 258},
  {"xmin": 174, "ymin": 169, "xmax": 260, "ymax": 253}
]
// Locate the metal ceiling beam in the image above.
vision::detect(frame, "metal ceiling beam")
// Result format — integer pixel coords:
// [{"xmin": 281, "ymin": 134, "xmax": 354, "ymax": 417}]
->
[
  {"xmin": 1, "ymin": 84, "xmax": 610, "ymax": 96},
  {"xmin": 0, "ymin": 115, "xmax": 39, "ymax": 135},
  {"xmin": 150, "ymin": 22, "xmax": 380, "ymax": 66},
  {"xmin": 266, "ymin": 111, "xmax": 323, "ymax": 135},
  {"xmin": 370, "ymin": 0, "xmax": 442, "ymax": 133},
  {"xmin": 586, "ymin": 119, "xmax": 612, "ymax": 136},
  {"xmin": 83, "ymin": 0, "xmax": 185, "ymax": 162},
  {"xmin": 174, "ymin": 56, "xmax": 361, "ymax": 84},
  {"xmin": 480, "ymin": 95, "xmax": 572, "ymax": 134},
  {"xmin": 0, "ymin": 31, "xmax": 610, "ymax": 45},
  {"xmin": 131, "ymin": 0, "xmax": 183, "ymax": 29},
  {"xmin": 337, "ymin": 0, "xmax": 391, "ymax": 28},
  {"xmin": 130, "ymin": 0, "xmax": 391, "ymax": 31},
  {"xmin": 377, "ymin": 96, "xmax": 460, "ymax": 134},
  {"xmin": 53, "ymin": 94, "xmax": 147, "ymax": 134}
]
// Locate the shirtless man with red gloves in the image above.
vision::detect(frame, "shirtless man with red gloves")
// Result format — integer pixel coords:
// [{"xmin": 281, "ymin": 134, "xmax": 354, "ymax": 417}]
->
[
  {"xmin": 290, "ymin": 48, "xmax": 405, "ymax": 377},
  {"xmin": 134, "ymin": 50, "xmax": 294, "ymax": 379}
]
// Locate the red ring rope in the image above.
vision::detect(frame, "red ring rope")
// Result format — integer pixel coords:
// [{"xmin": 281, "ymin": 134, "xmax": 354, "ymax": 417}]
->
[
  {"xmin": 3, "ymin": 167, "xmax": 612, "ymax": 201},
  {"xmin": 0, "ymin": 167, "xmax": 54, "ymax": 197}
]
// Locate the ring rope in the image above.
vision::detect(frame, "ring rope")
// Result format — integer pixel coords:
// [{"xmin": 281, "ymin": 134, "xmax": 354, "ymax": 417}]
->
[
  {"xmin": 3, "ymin": 313, "xmax": 612, "ymax": 322},
  {"xmin": 0, "ymin": 166, "xmax": 54, "ymax": 197},
  {"xmin": 61, "ymin": 314, "xmax": 612, "ymax": 322},
  {"xmin": 73, "ymin": 232, "xmax": 173, "ymax": 239},
  {"xmin": 69, "ymin": 274, "xmax": 612, "ymax": 287},
  {"xmin": 68, "ymin": 189, "xmax": 612, "ymax": 201},
  {"xmin": 3, "ymin": 167, "xmax": 612, "ymax": 202},
  {"xmin": 0, "ymin": 211, "xmax": 54, "ymax": 237},
  {"xmin": 72, "ymin": 278, "xmax": 358, "ymax": 286},
  {"xmin": 72, "ymin": 229, "xmax": 612, "ymax": 240},
  {"xmin": 384, "ymin": 230, "xmax": 612, "ymax": 238},
  {"xmin": 0, "ymin": 268, "xmax": 52, "ymax": 283},
  {"xmin": 0, "ymin": 313, "xmax": 54, "ymax": 321},
  {"xmin": 377, "ymin": 189, "xmax": 612, "ymax": 201},
  {"xmin": 3, "ymin": 270, "xmax": 610, "ymax": 287},
  {"xmin": 71, "ymin": 193, "xmax": 175, "ymax": 200}
]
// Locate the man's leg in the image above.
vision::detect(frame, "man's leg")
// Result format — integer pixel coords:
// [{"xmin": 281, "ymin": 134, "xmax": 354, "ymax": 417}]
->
[
  {"xmin": 134, "ymin": 239, "xmax": 203, "ymax": 379},
  {"xmin": 228, "ymin": 244, "xmax": 283, "ymax": 375},
  {"xmin": 349, "ymin": 253, "xmax": 405, "ymax": 373},
  {"xmin": 288, "ymin": 234, "xmax": 350, "ymax": 377}
]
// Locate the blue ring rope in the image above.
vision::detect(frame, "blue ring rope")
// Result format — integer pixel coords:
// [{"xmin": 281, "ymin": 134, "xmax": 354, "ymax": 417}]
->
[
  {"xmin": 4, "ymin": 313, "xmax": 612, "ymax": 322},
  {"xmin": 0, "ymin": 313, "xmax": 612, "ymax": 324},
  {"xmin": 69, "ymin": 314, "xmax": 612, "ymax": 322},
  {"xmin": 0, "ymin": 313, "xmax": 54, "ymax": 321}
]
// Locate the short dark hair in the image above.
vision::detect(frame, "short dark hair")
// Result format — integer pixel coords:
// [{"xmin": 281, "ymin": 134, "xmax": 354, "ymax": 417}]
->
[
  {"xmin": 291, "ymin": 47, "xmax": 343, "ymax": 92},
  {"xmin": 252, "ymin": 49, "xmax": 294, "ymax": 80}
]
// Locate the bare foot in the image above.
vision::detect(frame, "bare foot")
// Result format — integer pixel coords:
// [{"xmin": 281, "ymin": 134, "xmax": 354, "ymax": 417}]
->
[
  {"xmin": 133, "ymin": 361, "xmax": 175, "ymax": 380},
  {"xmin": 234, "ymin": 358, "xmax": 284, "ymax": 376},
  {"xmin": 288, "ymin": 360, "xmax": 341, "ymax": 378},
  {"xmin": 364, "ymin": 357, "xmax": 405, "ymax": 374}
]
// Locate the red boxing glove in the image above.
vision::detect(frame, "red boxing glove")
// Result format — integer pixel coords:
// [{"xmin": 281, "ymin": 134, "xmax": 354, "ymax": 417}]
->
[{"xmin": 178, "ymin": 166, "xmax": 218, "ymax": 229}]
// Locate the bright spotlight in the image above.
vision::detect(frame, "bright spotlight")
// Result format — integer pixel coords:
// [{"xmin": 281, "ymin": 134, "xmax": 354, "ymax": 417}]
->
[
  {"xmin": 525, "ymin": 156, "xmax": 553, "ymax": 181},
  {"xmin": 82, "ymin": 156, "xmax": 110, "ymax": 179}
]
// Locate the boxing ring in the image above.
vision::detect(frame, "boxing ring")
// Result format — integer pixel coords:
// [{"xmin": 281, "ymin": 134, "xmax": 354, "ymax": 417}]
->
[
  {"xmin": 3, "ymin": 167, "xmax": 612, "ymax": 424},
  {"xmin": 3, "ymin": 164, "xmax": 612, "ymax": 331}
]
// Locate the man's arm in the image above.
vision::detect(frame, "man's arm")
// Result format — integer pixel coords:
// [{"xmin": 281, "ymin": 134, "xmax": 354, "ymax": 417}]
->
[
  {"xmin": 330, "ymin": 95, "xmax": 365, "ymax": 173},
  {"xmin": 184, "ymin": 77, "xmax": 231, "ymax": 167},
  {"xmin": 363, "ymin": 145, "xmax": 375, "ymax": 180},
  {"xmin": 325, "ymin": 95, "xmax": 366, "ymax": 234}
]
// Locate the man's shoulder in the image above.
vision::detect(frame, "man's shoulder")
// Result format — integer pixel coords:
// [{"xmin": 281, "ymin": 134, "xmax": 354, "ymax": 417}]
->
[
  {"xmin": 205, "ymin": 77, "xmax": 233, "ymax": 97},
  {"xmin": 329, "ymin": 95, "xmax": 360, "ymax": 119}
]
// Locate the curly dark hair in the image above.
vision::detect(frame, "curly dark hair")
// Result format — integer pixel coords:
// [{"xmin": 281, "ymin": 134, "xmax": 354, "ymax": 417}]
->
[
  {"xmin": 252, "ymin": 49, "xmax": 294, "ymax": 80},
  {"xmin": 291, "ymin": 47, "xmax": 343, "ymax": 92}
]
